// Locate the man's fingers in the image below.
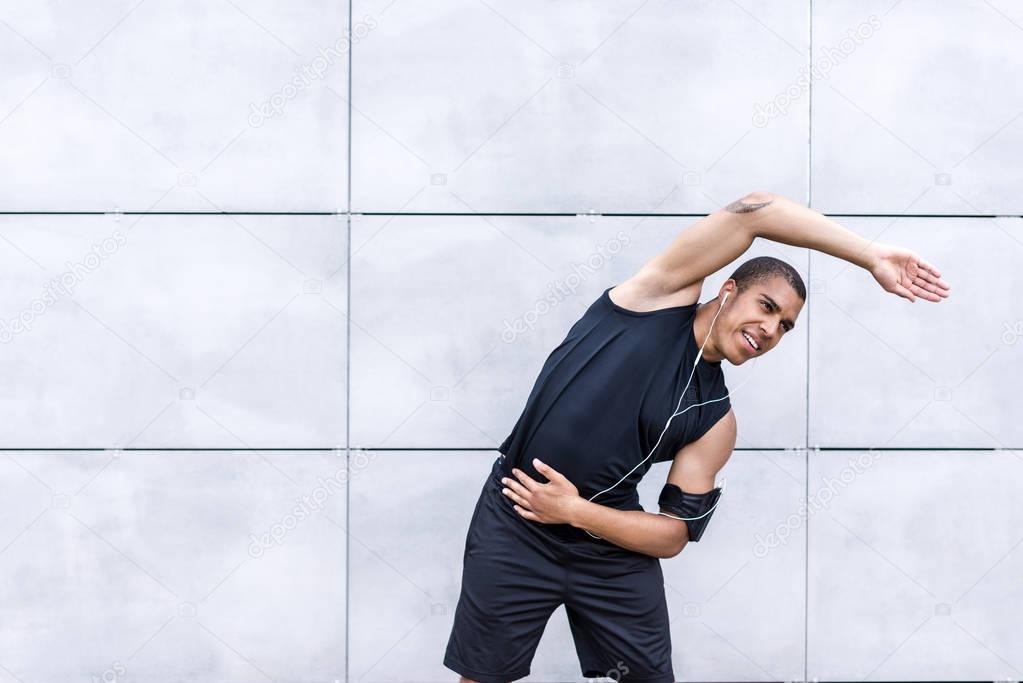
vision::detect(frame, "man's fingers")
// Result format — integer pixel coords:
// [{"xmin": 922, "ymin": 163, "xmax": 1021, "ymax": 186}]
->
[
  {"xmin": 513, "ymin": 505, "xmax": 539, "ymax": 522},
  {"xmin": 499, "ymin": 478, "xmax": 531, "ymax": 505},
  {"xmin": 501, "ymin": 476, "xmax": 530, "ymax": 499},
  {"xmin": 914, "ymin": 268, "xmax": 942, "ymax": 288},
  {"xmin": 916, "ymin": 258, "xmax": 951, "ymax": 291},
  {"xmin": 919, "ymin": 257, "xmax": 943, "ymax": 279},
  {"xmin": 502, "ymin": 486, "xmax": 529, "ymax": 508},
  {"xmin": 533, "ymin": 458, "xmax": 564, "ymax": 482},
  {"xmin": 893, "ymin": 281, "xmax": 916, "ymax": 302},
  {"xmin": 921, "ymin": 270, "xmax": 950, "ymax": 290},
  {"xmin": 912, "ymin": 280, "xmax": 941, "ymax": 300},
  {"xmin": 914, "ymin": 277, "xmax": 948, "ymax": 299},
  {"xmin": 923, "ymin": 277, "xmax": 949, "ymax": 295},
  {"xmin": 909, "ymin": 281, "xmax": 941, "ymax": 302},
  {"xmin": 914, "ymin": 264, "xmax": 951, "ymax": 292},
  {"xmin": 511, "ymin": 468, "xmax": 540, "ymax": 492}
]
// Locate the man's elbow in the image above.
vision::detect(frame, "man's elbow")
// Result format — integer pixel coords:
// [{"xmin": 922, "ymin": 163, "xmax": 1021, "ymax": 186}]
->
[
  {"xmin": 659, "ymin": 527, "xmax": 689, "ymax": 558},
  {"xmin": 661, "ymin": 540, "xmax": 687, "ymax": 559}
]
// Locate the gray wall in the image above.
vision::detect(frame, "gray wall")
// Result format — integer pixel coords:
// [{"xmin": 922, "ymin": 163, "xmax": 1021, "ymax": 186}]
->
[{"xmin": 1, "ymin": 1, "xmax": 1020, "ymax": 681}]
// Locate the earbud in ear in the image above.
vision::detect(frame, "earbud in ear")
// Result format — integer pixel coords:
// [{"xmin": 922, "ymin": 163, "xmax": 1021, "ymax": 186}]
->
[{"xmin": 721, "ymin": 291, "xmax": 730, "ymax": 305}]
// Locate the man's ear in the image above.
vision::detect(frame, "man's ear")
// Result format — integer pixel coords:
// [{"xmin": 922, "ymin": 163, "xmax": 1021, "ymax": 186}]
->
[{"xmin": 720, "ymin": 279, "xmax": 737, "ymax": 302}]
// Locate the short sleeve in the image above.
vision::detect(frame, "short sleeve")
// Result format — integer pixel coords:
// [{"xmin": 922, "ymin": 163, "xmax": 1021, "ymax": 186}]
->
[
  {"xmin": 689, "ymin": 395, "xmax": 732, "ymax": 444},
  {"xmin": 688, "ymin": 366, "xmax": 732, "ymax": 444}
]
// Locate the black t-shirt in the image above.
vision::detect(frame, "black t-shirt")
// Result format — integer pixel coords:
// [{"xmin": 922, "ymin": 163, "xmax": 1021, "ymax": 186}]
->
[{"xmin": 499, "ymin": 285, "xmax": 731, "ymax": 514}]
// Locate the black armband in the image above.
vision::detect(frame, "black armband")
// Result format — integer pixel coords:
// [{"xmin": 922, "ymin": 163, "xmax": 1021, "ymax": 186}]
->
[{"xmin": 657, "ymin": 483, "xmax": 723, "ymax": 543}]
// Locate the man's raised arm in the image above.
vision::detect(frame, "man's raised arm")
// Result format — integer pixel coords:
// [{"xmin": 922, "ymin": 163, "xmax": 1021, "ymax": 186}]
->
[
  {"xmin": 624, "ymin": 190, "xmax": 949, "ymax": 308},
  {"xmin": 750, "ymin": 193, "xmax": 950, "ymax": 302},
  {"xmin": 617, "ymin": 191, "xmax": 777, "ymax": 308}
]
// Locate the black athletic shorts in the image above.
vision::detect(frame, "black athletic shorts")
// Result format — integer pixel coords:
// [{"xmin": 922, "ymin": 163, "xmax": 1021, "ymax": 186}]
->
[{"xmin": 443, "ymin": 455, "xmax": 674, "ymax": 683}]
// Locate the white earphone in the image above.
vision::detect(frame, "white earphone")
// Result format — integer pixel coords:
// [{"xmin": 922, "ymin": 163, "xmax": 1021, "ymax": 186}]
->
[{"xmin": 585, "ymin": 288, "xmax": 747, "ymax": 540}]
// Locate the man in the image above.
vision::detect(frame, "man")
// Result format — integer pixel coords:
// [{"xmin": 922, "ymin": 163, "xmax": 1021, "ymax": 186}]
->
[{"xmin": 444, "ymin": 191, "xmax": 950, "ymax": 683}]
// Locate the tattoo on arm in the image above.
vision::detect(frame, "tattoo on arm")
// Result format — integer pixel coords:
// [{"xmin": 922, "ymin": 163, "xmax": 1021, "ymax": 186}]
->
[{"xmin": 725, "ymin": 198, "xmax": 774, "ymax": 213}]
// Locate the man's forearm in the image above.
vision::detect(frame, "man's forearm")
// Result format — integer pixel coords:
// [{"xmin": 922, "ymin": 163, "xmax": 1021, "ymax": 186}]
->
[
  {"xmin": 566, "ymin": 497, "xmax": 685, "ymax": 559},
  {"xmin": 755, "ymin": 195, "xmax": 879, "ymax": 270}
]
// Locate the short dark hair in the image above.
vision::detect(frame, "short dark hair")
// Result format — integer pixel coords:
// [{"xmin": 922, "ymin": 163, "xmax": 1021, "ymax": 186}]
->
[{"xmin": 728, "ymin": 256, "xmax": 806, "ymax": 301}]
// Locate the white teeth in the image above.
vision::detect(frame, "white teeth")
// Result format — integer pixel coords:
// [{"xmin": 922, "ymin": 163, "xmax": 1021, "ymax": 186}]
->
[{"xmin": 743, "ymin": 331, "xmax": 759, "ymax": 351}]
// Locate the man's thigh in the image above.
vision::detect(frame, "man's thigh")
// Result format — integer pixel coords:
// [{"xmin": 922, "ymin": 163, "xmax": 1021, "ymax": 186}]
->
[
  {"xmin": 564, "ymin": 547, "xmax": 674, "ymax": 683},
  {"xmin": 444, "ymin": 462, "xmax": 566, "ymax": 683}
]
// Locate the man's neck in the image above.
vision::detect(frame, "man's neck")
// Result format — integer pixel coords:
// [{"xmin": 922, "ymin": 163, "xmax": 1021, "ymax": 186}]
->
[{"xmin": 693, "ymin": 300, "xmax": 726, "ymax": 363}]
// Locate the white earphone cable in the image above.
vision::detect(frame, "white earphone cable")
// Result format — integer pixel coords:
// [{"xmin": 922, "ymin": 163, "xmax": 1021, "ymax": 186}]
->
[{"xmin": 584, "ymin": 290, "xmax": 756, "ymax": 540}]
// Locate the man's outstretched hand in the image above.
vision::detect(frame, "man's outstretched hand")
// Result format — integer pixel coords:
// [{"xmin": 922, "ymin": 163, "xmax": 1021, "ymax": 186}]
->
[
  {"xmin": 501, "ymin": 459, "xmax": 581, "ymax": 525},
  {"xmin": 869, "ymin": 242, "xmax": 951, "ymax": 303}
]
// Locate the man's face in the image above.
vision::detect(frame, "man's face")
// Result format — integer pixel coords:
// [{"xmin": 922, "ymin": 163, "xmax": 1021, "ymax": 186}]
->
[{"xmin": 720, "ymin": 276, "xmax": 803, "ymax": 364}]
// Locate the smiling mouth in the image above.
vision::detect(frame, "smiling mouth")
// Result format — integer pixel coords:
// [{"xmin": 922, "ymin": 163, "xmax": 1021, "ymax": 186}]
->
[{"xmin": 741, "ymin": 330, "xmax": 760, "ymax": 352}]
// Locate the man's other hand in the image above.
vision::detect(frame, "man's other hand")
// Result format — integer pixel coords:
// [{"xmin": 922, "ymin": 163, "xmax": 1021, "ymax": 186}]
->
[{"xmin": 502, "ymin": 459, "xmax": 581, "ymax": 525}]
